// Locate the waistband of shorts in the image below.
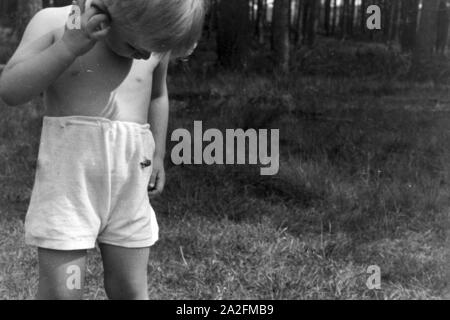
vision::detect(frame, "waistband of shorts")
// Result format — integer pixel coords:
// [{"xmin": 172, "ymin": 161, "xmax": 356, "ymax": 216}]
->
[{"xmin": 43, "ymin": 116, "xmax": 151, "ymax": 132}]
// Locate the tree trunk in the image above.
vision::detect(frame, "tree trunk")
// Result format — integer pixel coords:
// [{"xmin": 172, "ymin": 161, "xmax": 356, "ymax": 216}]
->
[
  {"xmin": 302, "ymin": 0, "xmax": 309, "ymax": 41},
  {"xmin": 316, "ymin": 0, "xmax": 322, "ymax": 32},
  {"xmin": 400, "ymin": 0, "xmax": 420, "ymax": 51},
  {"xmin": 294, "ymin": 0, "xmax": 304, "ymax": 45},
  {"xmin": 324, "ymin": 0, "xmax": 331, "ymax": 35},
  {"xmin": 411, "ymin": 0, "xmax": 440, "ymax": 73},
  {"xmin": 255, "ymin": 0, "xmax": 266, "ymax": 44},
  {"xmin": 0, "ymin": 0, "xmax": 17, "ymax": 26},
  {"xmin": 15, "ymin": 0, "xmax": 42, "ymax": 39},
  {"xmin": 388, "ymin": 0, "xmax": 401, "ymax": 42},
  {"xmin": 332, "ymin": 0, "xmax": 337, "ymax": 35},
  {"xmin": 216, "ymin": 0, "xmax": 250, "ymax": 69},
  {"xmin": 306, "ymin": 0, "xmax": 318, "ymax": 46},
  {"xmin": 251, "ymin": 0, "xmax": 256, "ymax": 22},
  {"xmin": 340, "ymin": 0, "xmax": 350, "ymax": 39},
  {"xmin": 288, "ymin": 0, "xmax": 293, "ymax": 41},
  {"xmin": 349, "ymin": 0, "xmax": 355, "ymax": 36},
  {"xmin": 436, "ymin": 0, "xmax": 449, "ymax": 54},
  {"xmin": 206, "ymin": 0, "xmax": 218, "ymax": 40},
  {"xmin": 382, "ymin": 0, "xmax": 390, "ymax": 40},
  {"xmin": 360, "ymin": 0, "xmax": 367, "ymax": 36},
  {"xmin": 272, "ymin": 0, "xmax": 290, "ymax": 72},
  {"xmin": 53, "ymin": 0, "xmax": 72, "ymax": 6}
]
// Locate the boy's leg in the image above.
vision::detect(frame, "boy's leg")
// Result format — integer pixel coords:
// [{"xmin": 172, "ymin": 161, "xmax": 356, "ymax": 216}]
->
[
  {"xmin": 99, "ymin": 244, "xmax": 150, "ymax": 300},
  {"xmin": 37, "ymin": 248, "xmax": 87, "ymax": 300}
]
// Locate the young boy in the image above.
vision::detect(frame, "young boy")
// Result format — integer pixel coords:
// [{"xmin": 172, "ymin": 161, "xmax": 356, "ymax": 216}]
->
[{"xmin": 0, "ymin": 0, "xmax": 205, "ymax": 300}]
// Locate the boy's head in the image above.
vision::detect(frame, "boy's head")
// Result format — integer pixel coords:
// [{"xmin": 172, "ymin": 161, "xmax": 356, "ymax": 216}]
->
[{"xmin": 86, "ymin": 0, "xmax": 206, "ymax": 59}]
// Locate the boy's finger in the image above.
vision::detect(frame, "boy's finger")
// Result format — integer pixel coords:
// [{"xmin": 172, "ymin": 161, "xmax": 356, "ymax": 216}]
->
[
  {"xmin": 149, "ymin": 170, "xmax": 165, "ymax": 197},
  {"xmin": 148, "ymin": 182, "xmax": 161, "ymax": 197},
  {"xmin": 155, "ymin": 174, "xmax": 165, "ymax": 193},
  {"xmin": 81, "ymin": 6, "xmax": 98, "ymax": 26},
  {"xmin": 149, "ymin": 181, "xmax": 164, "ymax": 198},
  {"xmin": 149, "ymin": 171, "xmax": 158, "ymax": 190},
  {"xmin": 84, "ymin": 5, "xmax": 103, "ymax": 20},
  {"xmin": 187, "ymin": 42, "xmax": 198, "ymax": 56},
  {"xmin": 90, "ymin": 26, "xmax": 110, "ymax": 40},
  {"xmin": 149, "ymin": 189, "xmax": 161, "ymax": 198},
  {"xmin": 86, "ymin": 14, "xmax": 109, "ymax": 35}
]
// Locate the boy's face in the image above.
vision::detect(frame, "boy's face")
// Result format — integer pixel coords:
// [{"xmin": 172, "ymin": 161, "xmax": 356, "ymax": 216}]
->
[
  {"xmin": 86, "ymin": 0, "xmax": 153, "ymax": 60},
  {"xmin": 104, "ymin": 25, "xmax": 152, "ymax": 60}
]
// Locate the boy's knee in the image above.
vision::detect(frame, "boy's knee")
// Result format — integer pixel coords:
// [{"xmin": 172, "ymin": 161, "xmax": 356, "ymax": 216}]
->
[
  {"xmin": 104, "ymin": 277, "xmax": 148, "ymax": 300},
  {"xmin": 37, "ymin": 285, "xmax": 83, "ymax": 300}
]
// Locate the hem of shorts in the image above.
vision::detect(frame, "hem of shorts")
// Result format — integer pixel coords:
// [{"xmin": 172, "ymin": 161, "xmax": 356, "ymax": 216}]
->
[
  {"xmin": 43, "ymin": 115, "xmax": 151, "ymax": 130},
  {"xmin": 25, "ymin": 235, "xmax": 96, "ymax": 251},
  {"xmin": 97, "ymin": 236, "xmax": 159, "ymax": 248}
]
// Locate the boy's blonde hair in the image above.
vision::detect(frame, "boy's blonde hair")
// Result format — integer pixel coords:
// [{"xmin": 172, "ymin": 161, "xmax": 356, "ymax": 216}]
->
[{"xmin": 104, "ymin": 0, "xmax": 206, "ymax": 58}]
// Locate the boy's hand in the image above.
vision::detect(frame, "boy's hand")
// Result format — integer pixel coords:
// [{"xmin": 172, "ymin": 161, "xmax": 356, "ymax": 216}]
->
[
  {"xmin": 62, "ymin": 1, "xmax": 111, "ymax": 57},
  {"xmin": 148, "ymin": 157, "xmax": 166, "ymax": 198}
]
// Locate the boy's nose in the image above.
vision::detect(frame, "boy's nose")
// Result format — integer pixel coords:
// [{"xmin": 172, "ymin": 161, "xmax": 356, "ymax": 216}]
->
[
  {"xmin": 133, "ymin": 51, "xmax": 151, "ymax": 60},
  {"xmin": 141, "ymin": 52, "xmax": 151, "ymax": 60}
]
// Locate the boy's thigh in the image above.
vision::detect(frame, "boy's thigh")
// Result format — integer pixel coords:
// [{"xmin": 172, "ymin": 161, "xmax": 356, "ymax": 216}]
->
[
  {"xmin": 37, "ymin": 248, "xmax": 87, "ymax": 300},
  {"xmin": 99, "ymin": 244, "xmax": 150, "ymax": 288}
]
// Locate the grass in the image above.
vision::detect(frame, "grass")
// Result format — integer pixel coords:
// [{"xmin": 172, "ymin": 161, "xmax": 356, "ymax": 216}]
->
[{"xmin": 1, "ymin": 40, "xmax": 450, "ymax": 299}]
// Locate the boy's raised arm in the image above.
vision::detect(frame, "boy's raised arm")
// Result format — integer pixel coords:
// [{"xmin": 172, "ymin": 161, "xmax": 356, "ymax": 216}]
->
[
  {"xmin": 0, "ymin": 6, "xmax": 110, "ymax": 106},
  {"xmin": 0, "ymin": 8, "xmax": 71, "ymax": 106}
]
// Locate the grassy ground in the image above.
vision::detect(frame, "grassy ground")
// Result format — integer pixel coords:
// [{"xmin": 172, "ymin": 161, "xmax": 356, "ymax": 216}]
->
[{"xmin": 1, "ymin": 41, "xmax": 450, "ymax": 299}]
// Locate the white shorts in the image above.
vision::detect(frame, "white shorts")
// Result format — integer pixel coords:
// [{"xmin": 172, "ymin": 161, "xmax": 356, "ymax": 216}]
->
[{"xmin": 25, "ymin": 116, "xmax": 159, "ymax": 250}]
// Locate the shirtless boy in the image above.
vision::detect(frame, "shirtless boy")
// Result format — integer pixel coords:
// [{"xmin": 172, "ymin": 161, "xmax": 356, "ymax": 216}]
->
[{"xmin": 0, "ymin": 0, "xmax": 205, "ymax": 300}]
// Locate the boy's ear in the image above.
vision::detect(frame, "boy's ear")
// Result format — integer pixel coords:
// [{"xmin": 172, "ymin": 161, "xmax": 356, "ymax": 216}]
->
[
  {"xmin": 90, "ymin": 0, "xmax": 110, "ymax": 14},
  {"xmin": 78, "ymin": 0, "xmax": 108, "ymax": 15}
]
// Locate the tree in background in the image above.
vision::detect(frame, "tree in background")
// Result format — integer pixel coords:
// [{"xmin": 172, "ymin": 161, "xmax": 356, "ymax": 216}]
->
[
  {"xmin": 400, "ymin": 0, "xmax": 420, "ymax": 52},
  {"xmin": 304, "ymin": 0, "xmax": 318, "ymax": 46},
  {"xmin": 360, "ymin": 0, "xmax": 367, "ymax": 35},
  {"xmin": 293, "ymin": 0, "xmax": 304, "ymax": 45},
  {"xmin": 436, "ymin": 0, "xmax": 449, "ymax": 54},
  {"xmin": 301, "ymin": 0, "xmax": 309, "ymax": 43},
  {"xmin": 387, "ymin": 0, "xmax": 401, "ymax": 43},
  {"xmin": 411, "ymin": 0, "xmax": 440, "ymax": 73},
  {"xmin": 255, "ymin": 0, "xmax": 266, "ymax": 45},
  {"xmin": 324, "ymin": 0, "xmax": 332, "ymax": 35},
  {"xmin": 15, "ymin": 0, "xmax": 42, "ymax": 39},
  {"xmin": 272, "ymin": 0, "xmax": 290, "ymax": 72},
  {"xmin": 0, "ymin": 0, "xmax": 17, "ymax": 26},
  {"xmin": 332, "ymin": 0, "xmax": 338, "ymax": 35},
  {"xmin": 349, "ymin": 0, "xmax": 356, "ymax": 36},
  {"xmin": 216, "ymin": 0, "xmax": 250, "ymax": 68},
  {"xmin": 4, "ymin": 0, "xmax": 450, "ymax": 75},
  {"xmin": 340, "ymin": 0, "xmax": 350, "ymax": 39},
  {"xmin": 51, "ymin": 0, "xmax": 72, "ymax": 7}
]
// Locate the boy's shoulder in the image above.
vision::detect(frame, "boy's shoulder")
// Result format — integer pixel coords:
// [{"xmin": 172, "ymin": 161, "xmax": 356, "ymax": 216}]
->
[
  {"xmin": 35, "ymin": 6, "xmax": 71, "ymax": 25},
  {"xmin": 28, "ymin": 6, "xmax": 71, "ymax": 38}
]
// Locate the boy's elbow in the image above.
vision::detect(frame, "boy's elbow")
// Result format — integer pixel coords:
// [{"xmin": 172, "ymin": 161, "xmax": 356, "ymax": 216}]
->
[
  {"xmin": 0, "ymin": 83, "xmax": 12, "ymax": 106},
  {"xmin": 0, "ymin": 82, "xmax": 10, "ymax": 105},
  {"xmin": 0, "ymin": 76, "xmax": 25, "ymax": 106},
  {"xmin": 0, "ymin": 84, "xmax": 22, "ymax": 106}
]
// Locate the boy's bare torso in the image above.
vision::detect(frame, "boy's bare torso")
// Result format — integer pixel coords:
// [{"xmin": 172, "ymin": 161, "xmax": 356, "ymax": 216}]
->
[{"xmin": 44, "ymin": 6, "xmax": 162, "ymax": 124}]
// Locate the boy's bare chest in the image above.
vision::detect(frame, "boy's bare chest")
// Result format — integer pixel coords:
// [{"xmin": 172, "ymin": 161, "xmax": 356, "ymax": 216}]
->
[
  {"xmin": 46, "ymin": 42, "xmax": 159, "ymax": 120},
  {"xmin": 59, "ymin": 44, "xmax": 154, "ymax": 97}
]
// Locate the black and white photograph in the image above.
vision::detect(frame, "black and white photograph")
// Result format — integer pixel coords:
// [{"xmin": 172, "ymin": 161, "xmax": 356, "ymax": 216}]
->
[{"xmin": 0, "ymin": 0, "xmax": 449, "ymax": 302}]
